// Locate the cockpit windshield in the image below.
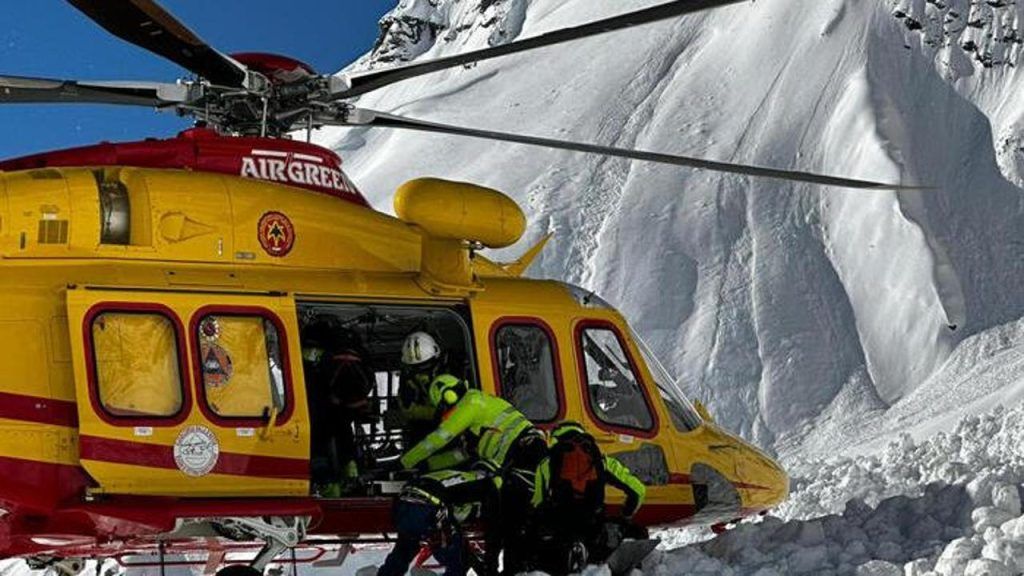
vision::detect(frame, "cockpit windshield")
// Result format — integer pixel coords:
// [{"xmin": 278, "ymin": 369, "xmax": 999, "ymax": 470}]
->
[
  {"xmin": 560, "ymin": 281, "xmax": 702, "ymax": 432},
  {"xmin": 631, "ymin": 329, "xmax": 703, "ymax": 432}
]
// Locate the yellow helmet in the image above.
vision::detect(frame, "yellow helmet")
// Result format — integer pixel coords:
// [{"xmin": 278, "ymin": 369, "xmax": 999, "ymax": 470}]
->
[
  {"xmin": 551, "ymin": 420, "xmax": 587, "ymax": 441},
  {"xmin": 429, "ymin": 375, "xmax": 468, "ymax": 408}
]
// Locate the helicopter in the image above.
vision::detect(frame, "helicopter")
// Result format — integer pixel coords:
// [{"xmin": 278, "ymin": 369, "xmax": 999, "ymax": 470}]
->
[{"xmin": 0, "ymin": 0, "xmax": 915, "ymax": 574}]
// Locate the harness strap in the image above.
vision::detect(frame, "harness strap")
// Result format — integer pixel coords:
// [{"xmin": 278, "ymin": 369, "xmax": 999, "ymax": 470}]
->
[{"xmin": 403, "ymin": 486, "xmax": 444, "ymax": 507}]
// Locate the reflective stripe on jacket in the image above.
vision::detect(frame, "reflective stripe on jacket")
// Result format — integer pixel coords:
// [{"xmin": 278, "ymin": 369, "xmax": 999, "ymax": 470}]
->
[{"xmin": 400, "ymin": 389, "xmax": 533, "ymax": 470}]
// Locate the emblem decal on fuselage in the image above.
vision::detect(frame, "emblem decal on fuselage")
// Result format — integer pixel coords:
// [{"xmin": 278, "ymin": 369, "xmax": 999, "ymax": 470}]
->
[
  {"xmin": 200, "ymin": 342, "xmax": 233, "ymax": 387},
  {"xmin": 173, "ymin": 425, "xmax": 220, "ymax": 477},
  {"xmin": 257, "ymin": 211, "xmax": 295, "ymax": 257},
  {"xmin": 200, "ymin": 317, "xmax": 221, "ymax": 340}
]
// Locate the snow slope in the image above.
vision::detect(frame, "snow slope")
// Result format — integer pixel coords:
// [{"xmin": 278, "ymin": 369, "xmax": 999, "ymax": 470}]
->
[
  {"xmin": 319, "ymin": 0, "xmax": 1024, "ymax": 455},
  {"xmin": 647, "ymin": 401, "xmax": 1024, "ymax": 575}
]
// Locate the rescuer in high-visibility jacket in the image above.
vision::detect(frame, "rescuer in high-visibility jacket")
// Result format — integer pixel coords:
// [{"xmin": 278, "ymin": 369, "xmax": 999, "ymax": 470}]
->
[
  {"xmin": 531, "ymin": 421, "xmax": 646, "ymax": 516},
  {"xmin": 384, "ymin": 331, "xmax": 449, "ymax": 445},
  {"xmin": 526, "ymin": 421, "xmax": 648, "ymax": 573},
  {"xmin": 399, "ymin": 376, "xmax": 548, "ymax": 574}
]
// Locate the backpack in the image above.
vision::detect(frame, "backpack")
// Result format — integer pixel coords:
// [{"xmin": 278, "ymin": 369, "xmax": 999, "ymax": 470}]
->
[{"xmin": 547, "ymin": 431, "xmax": 606, "ymax": 522}]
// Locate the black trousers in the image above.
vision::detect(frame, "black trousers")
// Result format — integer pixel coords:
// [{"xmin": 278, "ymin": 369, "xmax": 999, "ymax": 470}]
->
[
  {"xmin": 379, "ymin": 502, "xmax": 466, "ymax": 576},
  {"xmin": 493, "ymin": 433, "xmax": 548, "ymax": 575},
  {"xmin": 381, "ymin": 469, "xmax": 497, "ymax": 576}
]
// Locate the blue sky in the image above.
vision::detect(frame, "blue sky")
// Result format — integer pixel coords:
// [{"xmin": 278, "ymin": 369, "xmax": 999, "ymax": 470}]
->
[{"xmin": 0, "ymin": 1, "xmax": 395, "ymax": 158}]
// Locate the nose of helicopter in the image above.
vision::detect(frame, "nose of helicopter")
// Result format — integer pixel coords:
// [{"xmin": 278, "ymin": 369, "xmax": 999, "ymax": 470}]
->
[
  {"xmin": 731, "ymin": 435, "xmax": 790, "ymax": 513},
  {"xmin": 682, "ymin": 419, "xmax": 790, "ymax": 514},
  {"xmin": 658, "ymin": 420, "xmax": 789, "ymax": 527}
]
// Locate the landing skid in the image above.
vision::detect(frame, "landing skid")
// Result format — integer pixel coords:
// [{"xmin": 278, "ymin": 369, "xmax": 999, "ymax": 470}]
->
[
  {"xmin": 104, "ymin": 538, "xmax": 391, "ymax": 576},
  {"xmin": 24, "ymin": 521, "xmax": 397, "ymax": 576},
  {"xmin": 213, "ymin": 516, "xmax": 308, "ymax": 573}
]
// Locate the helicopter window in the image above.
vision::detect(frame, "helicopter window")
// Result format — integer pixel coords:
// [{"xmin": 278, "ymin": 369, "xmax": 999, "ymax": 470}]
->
[
  {"xmin": 90, "ymin": 310, "xmax": 185, "ymax": 420},
  {"xmin": 632, "ymin": 329, "xmax": 702, "ymax": 432},
  {"xmin": 194, "ymin": 312, "xmax": 289, "ymax": 423},
  {"xmin": 296, "ymin": 302, "xmax": 477, "ymax": 494},
  {"xmin": 578, "ymin": 323, "xmax": 656, "ymax": 434},
  {"xmin": 492, "ymin": 320, "xmax": 563, "ymax": 424}
]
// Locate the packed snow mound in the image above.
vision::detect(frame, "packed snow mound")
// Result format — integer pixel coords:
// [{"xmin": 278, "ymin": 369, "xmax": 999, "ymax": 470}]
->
[
  {"xmin": 322, "ymin": 0, "xmax": 1024, "ymax": 453},
  {"xmin": 644, "ymin": 401, "xmax": 1024, "ymax": 575},
  {"xmin": 779, "ymin": 404, "xmax": 1024, "ymax": 521}
]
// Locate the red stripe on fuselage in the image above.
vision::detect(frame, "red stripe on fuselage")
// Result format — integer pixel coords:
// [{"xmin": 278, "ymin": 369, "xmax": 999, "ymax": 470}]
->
[
  {"xmin": 0, "ymin": 454, "xmax": 90, "ymax": 513},
  {"xmin": 731, "ymin": 481, "xmax": 773, "ymax": 491},
  {"xmin": 670, "ymin": 473, "xmax": 771, "ymax": 491},
  {"xmin": 80, "ymin": 436, "xmax": 308, "ymax": 480},
  {"xmin": 0, "ymin": 392, "xmax": 78, "ymax": 427}
]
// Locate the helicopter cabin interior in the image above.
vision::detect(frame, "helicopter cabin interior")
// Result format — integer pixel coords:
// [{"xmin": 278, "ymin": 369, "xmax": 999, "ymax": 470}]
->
[
  {"xmin": 292, "ymin": 296, "xmax": 695, "ymax": 496},
  {"xmin": 296, "ymin": 302, "xmax": 480, "ymax": 493}
]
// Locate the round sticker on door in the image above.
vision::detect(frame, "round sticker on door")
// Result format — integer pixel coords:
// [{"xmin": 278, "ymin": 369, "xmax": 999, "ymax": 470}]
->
[
  {"xmin": 257, "ymin": 211, "xmax": 295, "ymax": 257},
  {"xmin": 174, "ymin": 425, "xmax": 220, "ymax": 477}
]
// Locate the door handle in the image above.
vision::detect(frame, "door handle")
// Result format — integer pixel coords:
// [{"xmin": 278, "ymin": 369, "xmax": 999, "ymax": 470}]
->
[{"xmin": 259, "ymin": 405, "xmax": 280, "ymax": 440}]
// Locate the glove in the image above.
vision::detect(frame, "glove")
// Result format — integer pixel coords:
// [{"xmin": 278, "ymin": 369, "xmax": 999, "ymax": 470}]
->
[{"xmin": 382, "ymin": 409, "xmax": 407, "ymax": 429}]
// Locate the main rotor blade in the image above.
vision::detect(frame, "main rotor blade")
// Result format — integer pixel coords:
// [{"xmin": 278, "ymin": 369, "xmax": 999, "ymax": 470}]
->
[
  {"xmin": 341, "ymin": 110, "xmax": 921, "ymax": 190},
  {"xmin": 67, "ymin": 0, "xmax": 247, "ymax": 87},
  {"xmin": 332, "ymin": 0, "xmax": 748, "ymax": 99},
  {"xmin": 0, "ymin": 74, "xmax": 188, "ymax": 107}
]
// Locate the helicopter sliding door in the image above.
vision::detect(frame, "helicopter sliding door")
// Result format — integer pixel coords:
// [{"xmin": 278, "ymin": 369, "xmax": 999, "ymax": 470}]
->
[{"xmin": 66, "ymin": 288, "xmax": 309, "ymax": 497}]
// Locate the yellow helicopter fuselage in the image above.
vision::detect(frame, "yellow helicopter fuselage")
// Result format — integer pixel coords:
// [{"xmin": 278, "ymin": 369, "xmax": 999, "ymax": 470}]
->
[{"xmin": 0, "ymin": 166, "xmax": 787, "ymax": 558}]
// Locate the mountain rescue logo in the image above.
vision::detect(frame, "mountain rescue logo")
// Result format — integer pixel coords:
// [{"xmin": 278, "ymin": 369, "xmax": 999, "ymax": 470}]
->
[
  {"xmin": 199, "ymin": 318, "xmax": 233, "ymax": 387},
  {"xmin": 200, "ymin": 342, "xmax": 234, "ymax": 388},
  {"xmin": 173, "ymin": 425, "xmax": 220, "ymax": 477},
  {"xmin": 257, "ymin": 211, "xmax": 295, "ymax": 257}
]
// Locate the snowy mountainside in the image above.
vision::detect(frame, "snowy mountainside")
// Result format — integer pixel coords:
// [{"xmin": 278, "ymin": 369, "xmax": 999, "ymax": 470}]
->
[
  {"xmin": 781, "ymin": 312, "xmax": 1024, "ymax": 459},
  {"xmin": 352, "ymin": 0, "xmax": 527, "ymax": 67},
  {"xmin": 319, "ymin": 0, "xmax": 1024, "ymax": 454}
]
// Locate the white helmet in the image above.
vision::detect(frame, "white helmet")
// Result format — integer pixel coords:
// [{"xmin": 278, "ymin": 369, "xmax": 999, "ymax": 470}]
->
[{"xmin": 401, "ymin": 331, "xmax": 442, "ymax": 366}]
